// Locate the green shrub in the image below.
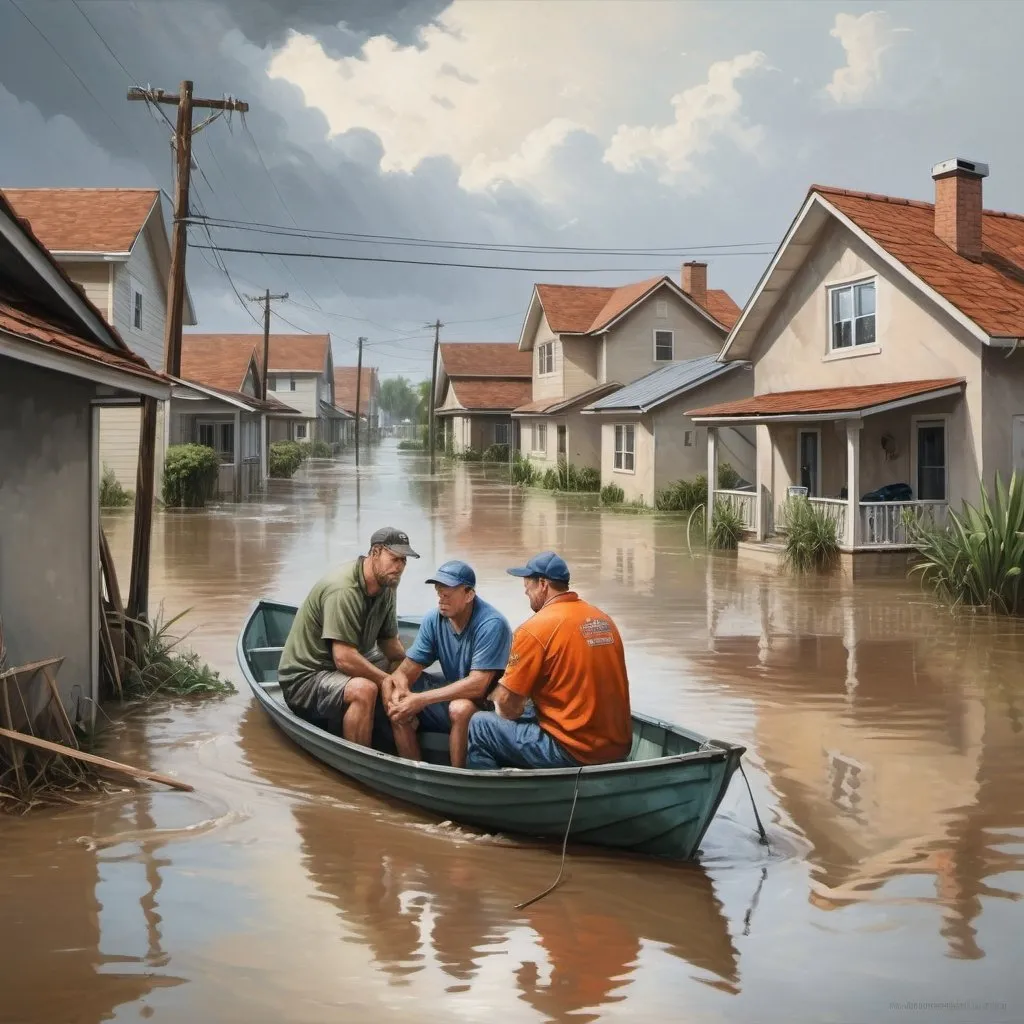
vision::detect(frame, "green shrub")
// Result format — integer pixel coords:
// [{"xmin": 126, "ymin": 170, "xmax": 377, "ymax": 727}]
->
[
  {"xmin": 601, "ymin": 483, "xmax": 625, "ymax": 504},
  {"xmin": 162, "ymin": 444, "xmax": 220, "ymax": 507},
  {"xmin": 710, "ymin": 498, "xmax": 745, "ymax": 550},
  {"xmin": 397, "ymin": 440, "xmax": 424, "ymax": 451},
  {"xmin": 908, "ymin": 471, "xmax": 1024, "ymax": 615},
  {"xmin": 575, "ymin": 466, "xmax": 601, "ymax": 492},
  {"xmin": 300, "ymin": 438, "xmax": 332, "ymax": 459},
  {"xmin": 510, "ymin": 453, "xmax": 539, "ymax": 485},
  {"xmin": 656, "ymin": 475, "xmax": 707, "ymax": 511},
  {"xmin": 269, "ymin": 440, "xmax": 304, "ymax": 478},
  {"xmin": 717, "ymin": 461, "xmax": 741, "ymax": 490},
  {"xmin": 542, "ymin": 467, "xmax": 560, "ymax": 490},
  {"xmin": 99, "ymin": 464, "xmax": 133, "ymax": 507},
  {"xmin": 781, "ymin": 496, "xmax": 840, "ymax": 573},
  {"xmin": 481, "ymin": 443, "xmax": 510, "ymax": 462}
]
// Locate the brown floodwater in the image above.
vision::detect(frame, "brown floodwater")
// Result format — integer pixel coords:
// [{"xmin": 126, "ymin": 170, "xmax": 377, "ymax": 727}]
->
[{"xmin": 2, "ymin": 441, "xmax": 1023, "ymax": 1023}]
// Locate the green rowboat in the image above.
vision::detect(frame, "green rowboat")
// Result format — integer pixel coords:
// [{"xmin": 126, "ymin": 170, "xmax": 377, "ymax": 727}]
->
[{"xmin": 237, "ymin": 599, "xmax": 746, "ymax": 861}]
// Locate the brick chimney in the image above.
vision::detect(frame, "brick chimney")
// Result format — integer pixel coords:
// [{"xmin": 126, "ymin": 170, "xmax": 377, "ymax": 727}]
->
[
  {"xmin": 931, "ymin": 157, "xmax": 988, "ymax": 262},
  {"xmin": 682, "ymin": 261, "xmax": 708, "ymax": 307}
]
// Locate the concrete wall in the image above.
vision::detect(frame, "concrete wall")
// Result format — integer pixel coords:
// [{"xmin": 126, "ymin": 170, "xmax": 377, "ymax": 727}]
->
[
  {"xmin": 602, "ymin": 286, "xmax": 725, "ymax": 385},
  {"xmin": 0, "ymin": 359, "xmax": 95, "ymax": 720},
  {"xmin": 750, "ymin": 220, "xmax": 983, "ymax": 505},
  {"xmin": 519, "ymin": 411, "xmax": 600, "ymax": 469},
  {"xmin": 600, "ymin": 416, "xmax": 655, "ymax": 503}
]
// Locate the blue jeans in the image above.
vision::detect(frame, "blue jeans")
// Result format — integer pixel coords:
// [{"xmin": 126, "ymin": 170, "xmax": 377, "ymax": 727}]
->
[{"xmin": 466, "ymin": 707, "xmax": 580, "ymax": 770}]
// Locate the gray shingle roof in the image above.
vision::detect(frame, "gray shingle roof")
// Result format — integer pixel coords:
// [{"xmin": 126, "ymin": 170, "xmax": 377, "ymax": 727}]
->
[{"xmin": 584, "ymin": 355, "xmax": 742, "ymax": 413}]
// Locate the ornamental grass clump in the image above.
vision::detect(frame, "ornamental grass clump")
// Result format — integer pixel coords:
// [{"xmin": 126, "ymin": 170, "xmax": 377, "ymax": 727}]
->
[
  {"xmin": 709, "ymin": 498, "xmax": 745, "ymax": 550},
  {"xmin": 908, "ymin": 472, "xmax": 1024, "ymax": 615},
  {"xmin": 781, "ymin": 496, "xmax": 840, "ymax": 573}
]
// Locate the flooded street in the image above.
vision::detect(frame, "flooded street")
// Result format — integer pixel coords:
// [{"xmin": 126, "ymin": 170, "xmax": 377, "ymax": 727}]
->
[{"xmin": 2, "ymin": 440, "xmax": 1022, "ymax": 1023}]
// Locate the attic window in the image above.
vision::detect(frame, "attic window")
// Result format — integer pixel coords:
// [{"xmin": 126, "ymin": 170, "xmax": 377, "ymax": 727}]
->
[
  {"xmin": 654, "ymin": 330, "xmax": 674, "ymax": 361},
  {"xmin": 829, "ymin": 280, "xmax": 876, "ymax": 350},
  {"xmin": 655, "ymin": 300, "xmax": 668, "ymax": 319},
  {"xmin": 538, "ymin": 342, "xmax": 554, "ymax": 375}
]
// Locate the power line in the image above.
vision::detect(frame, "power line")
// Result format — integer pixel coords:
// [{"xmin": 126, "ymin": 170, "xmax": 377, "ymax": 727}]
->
[
  {"xmin": 192, "ymin": 242, "xmax": 769, "ymax": 273},
  {"xmin": 191, "ymin": 213, "xmax": 773, "ymax": 256}
]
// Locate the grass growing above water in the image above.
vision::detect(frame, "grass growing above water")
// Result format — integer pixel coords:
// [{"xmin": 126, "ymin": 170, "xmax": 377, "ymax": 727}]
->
[
  {"xmin": 780, "ymin": 497, "xmax": 840, "ymax": 573},
  {"xmin": 123, "ymin": 606, "xmax": 236, "ymax": 700},
  {"xmin": 908, "ymin": 472, "xmax": 1024, "ymax": 615}
]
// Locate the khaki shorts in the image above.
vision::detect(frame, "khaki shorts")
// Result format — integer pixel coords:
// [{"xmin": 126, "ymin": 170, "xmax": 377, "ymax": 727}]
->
[{"xmin": 286, "ymin": 649, "xmax": 390, "ymax": 727}]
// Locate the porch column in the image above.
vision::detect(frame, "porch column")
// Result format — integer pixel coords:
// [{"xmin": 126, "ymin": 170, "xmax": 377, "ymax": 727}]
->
[
  {"xmin": 706, "ymin": 425, "xmax": 718, "ymax": 540},
  {"xmin": 260, "ymin": 413, "xmax": 268, "ymax": 488},
  {"xmin": 754, "ymin": 423, "xmax": 767, "ymax": 541},
  {"xmin": 846, "ymin": 419, "xmax": 861, "ymax": 549},
  {"xmin": 234, "ymin": 410, "xmax": 242, "ymax": 502}
]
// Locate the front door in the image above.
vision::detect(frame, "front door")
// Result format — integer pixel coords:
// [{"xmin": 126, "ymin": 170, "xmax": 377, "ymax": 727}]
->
[
  {"xmin": 1013, "ymin": 416, "xmax": 1024, "ymax": 473},
  {"xmin": 798, "ymin": 429, "xmax": 820, "ymax": 495},
  {"xmin": 557, "ymin": 424, "xmax": 567, "ymax": 459},
  {"xmin": 916, "ymin": 420, "xmax": 947, "ymax": 500}
]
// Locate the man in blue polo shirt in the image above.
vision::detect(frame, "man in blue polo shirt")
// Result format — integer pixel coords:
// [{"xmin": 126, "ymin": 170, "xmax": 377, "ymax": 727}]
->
[{"xmin": 383, "ymin": 559, "xmax": 512, "ymax": 767}]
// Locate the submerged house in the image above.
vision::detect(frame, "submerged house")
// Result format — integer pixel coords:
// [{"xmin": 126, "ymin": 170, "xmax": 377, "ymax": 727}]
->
[
  {"xmin": 434, "ymin": 342, "xmax": 532, "ymax": 454},
  {"xmin": 174, "ymin": 335, "xmax": 300, "ymax": 500},
  {"xmin": 334, "ymin": 365, "xmax": 380, "ymax": 444},
  {"xmin": 0, "ymin": 189, "xmax": 170, "ymax": 724},
  {"xmin": 689, "ymin": 157, "xmax": 1024, "ymax": 558},
  {"xmin": 513, "ymin": 264, "xmax": 740, "ymax": 470},
  {"xmin": 2, "ymin": 188, "xmax": 195, "ymax": 497}
]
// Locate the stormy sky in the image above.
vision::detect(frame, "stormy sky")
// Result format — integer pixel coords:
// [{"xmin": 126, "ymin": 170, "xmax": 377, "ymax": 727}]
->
[{"xmin": 2, "ymin": 0, "xmax": 1023, "ymax": 380}]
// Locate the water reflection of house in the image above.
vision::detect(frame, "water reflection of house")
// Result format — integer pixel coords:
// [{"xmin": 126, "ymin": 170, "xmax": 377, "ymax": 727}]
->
[
  {"xmin": 699, "ymin": 571, "xmax": 1024, "ymax": 958},
  {"xmin": 598, "ymin": 515, "xmax": 657, "ymax": 595}
]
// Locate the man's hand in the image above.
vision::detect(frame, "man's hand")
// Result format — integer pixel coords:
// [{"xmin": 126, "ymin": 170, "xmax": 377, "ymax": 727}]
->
[
  {"xmin": 388, "ymin": 689, "xmax": 426, "ymax": 725},
  {"xmin": 381, "ymin": 673, "xmax": 410, "ymax": 707}
]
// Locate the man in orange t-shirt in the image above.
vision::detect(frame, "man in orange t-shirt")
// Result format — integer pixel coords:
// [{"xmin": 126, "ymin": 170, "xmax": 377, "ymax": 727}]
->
[{"xmin": 465, "ymin": 551, "xmax": 632, "ymax": 771}]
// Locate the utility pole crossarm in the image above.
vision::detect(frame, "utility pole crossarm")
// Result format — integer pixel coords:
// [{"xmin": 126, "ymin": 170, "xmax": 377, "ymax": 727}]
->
[{"xmin": 127, "ymin": 87, "xmax": 249, "ymax": 112}]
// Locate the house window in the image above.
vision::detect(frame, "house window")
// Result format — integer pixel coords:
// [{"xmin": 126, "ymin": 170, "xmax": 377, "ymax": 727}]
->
[
  {"xmin": 295, "ymin": 423, "xmax": 308, "ymax": 440},
  {"xmin": 276, "ymin": 374, "xmax": 296, "ymax": 391},
  {"xmin": 916, "ymin": 419, "xmax": 947, "ymax": 500},
  {"xmin": 197, "ymin": 421, "xmax": 234, "ymax": 462},
  {"xmin": 614, "ymin": 424, "xmax": 635, "ymax": 472},
  {"xmin": 532, "ymin": 422, "xmax": 547, "ymax": 453},
  {"xmin": 684, "ymin": 429, "xmax": 695, "ymax": 447},
  {"xmin": 829, "ymin": 280, "xmax": 876, "ymax": 350},
  {"xmin": 537, "ymin": 342, "xmax": 554, "ymax": 375},
  {"xmin": 494, "ymin": 422, "xmax": 510, "ymax": 446},
  {"xmin": 130, "ymin": 277, "xmax": 143, "ymax": 331},
  {"xmin": 655, "ymin": 300, "xmax": 668, "ymax": 319},
  {"xmin": 654, "ymin": 330, "xmax": 674, "ymax": 361}
]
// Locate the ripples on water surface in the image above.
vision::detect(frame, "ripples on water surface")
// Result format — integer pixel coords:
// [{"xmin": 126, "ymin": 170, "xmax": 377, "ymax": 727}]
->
[{"xmin": 1, "ymin": 443, "xmax": 1022, "ymax": 1023}]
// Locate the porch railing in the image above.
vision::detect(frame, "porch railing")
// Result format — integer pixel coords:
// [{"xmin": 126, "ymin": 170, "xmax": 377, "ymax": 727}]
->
[
  {"xmin": 714, "ymin": 489, "xmax": 756, "ymax": 529},
  {"xmin": 808, "ymin": 498, "xmax": 848, "ymax": 539},
  {"xmin": 859, "ymin": 501, "xmax": 949, "ymax": 548}
]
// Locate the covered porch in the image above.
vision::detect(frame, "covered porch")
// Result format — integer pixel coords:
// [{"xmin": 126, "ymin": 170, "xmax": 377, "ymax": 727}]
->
[{"xmin": 691, "ymin": 378, "xmax": 966, "ymax": 551}]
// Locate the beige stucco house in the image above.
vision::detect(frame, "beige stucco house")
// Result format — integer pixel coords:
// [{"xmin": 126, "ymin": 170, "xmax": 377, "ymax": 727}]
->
[
  {"xmin": 689, "ymin": 157, "xmax": 1024, "ymax": 556},
  {"xmin": 3, "ymin": 188, "xmax": 196, "ymax": 498},
  {"xmin": 434, "ymin": 342, "xmax": 531, "ymax": 454},
  {"xmin": 583, "ymin": 355, "xmax": 755, "ymax": 505},
  {"xmin": 514, "ymin": 263, "xmax": 740, "ymax": 470},
  {"xmin": 0, "ymin": 189, "xmax": 171, "ymax": 725}
]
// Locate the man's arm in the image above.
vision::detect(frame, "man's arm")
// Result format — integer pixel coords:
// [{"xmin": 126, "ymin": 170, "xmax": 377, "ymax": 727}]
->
[
  {"xmin": 389, "ymin": 669, "xmax": 498, "ymax": 723},
  {"xmin": 378, "ymin": 634, "xmax": 406, "ymax": 666},
  {"xmin": 490, "ymin": 626, "xmax": 543, "ymax": 721},
  {"xmin": 331, "ymin": 642, "xmax": 389, "ymax": 684},
  {"xmin": 382, "ymin": 656, "xmax": 425, "ymax": 706}
]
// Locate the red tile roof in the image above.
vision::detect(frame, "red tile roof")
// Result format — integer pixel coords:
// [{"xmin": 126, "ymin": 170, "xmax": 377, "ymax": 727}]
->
[
  {"xmin": 814, "ymin": 185, "xmax": 1024, "ymax": 338},
  {"xmin": 535, "ymin": 276, "xmax": 738, "ymax": 334},
  {"xmin": 444, "ymin": 378, "xmax": 532, "ymax": 411},
  {"xmin": 514, "ymin": 381, "xmax": 622, "ymax": 415},
  {"xmin": 333, "ymin": 365, "xmax": 378, "ymax": 416},
  {"xmin": 3, "ymin": 188, "xmax": 159, "ymax": 253},
  {"xmin": 439, "ymin": 342, "xmax": 531, "ymax": 377},
  {"xmin": 687, "ymin": 378, "xmax": 963, "ymax": 419},
  {"xmin": 180, "ymin": 334, "xmax": 259, "ymax": 392},
  {"xmin": 0, "ymin": 298, "xmax": 166, "ymax": 385},
  {"xmin": 267, "ymin": 334, "xmax": 330, "ymax": 372}
]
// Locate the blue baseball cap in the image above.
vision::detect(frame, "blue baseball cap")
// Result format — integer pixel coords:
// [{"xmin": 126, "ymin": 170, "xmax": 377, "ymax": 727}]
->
[
  {"xmin": 506, "ymin": 551, "xmax": 570, "ymax": 583},
  {"xmin": 426, "ymin": 559, "xmax": 477, "ymax": 589}
]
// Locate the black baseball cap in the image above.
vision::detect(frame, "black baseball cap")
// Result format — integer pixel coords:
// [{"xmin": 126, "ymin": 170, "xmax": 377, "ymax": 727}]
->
[{"xmin": 370, "ymin": 526, "xmax": 420, "ymax": 558}]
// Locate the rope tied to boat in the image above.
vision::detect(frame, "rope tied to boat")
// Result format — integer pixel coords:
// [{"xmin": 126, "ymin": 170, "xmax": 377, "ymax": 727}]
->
[
  {"xmin": 514, "ymin": 764, "xmax": 585, "ymax": 911},
  {"xmin": 738, "ymin": 761, "xmax": 770, "ymax": 849}
]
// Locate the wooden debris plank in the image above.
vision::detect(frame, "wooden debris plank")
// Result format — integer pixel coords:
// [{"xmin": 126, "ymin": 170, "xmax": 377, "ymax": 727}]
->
[{"xmin": 0, "ymin": 727, "xmax": 193, "ymax": 792}]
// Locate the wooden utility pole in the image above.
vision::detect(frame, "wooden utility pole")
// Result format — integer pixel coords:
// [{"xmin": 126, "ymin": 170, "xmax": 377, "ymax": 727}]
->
[
  {"xmin": 125, "ymin": 81, "xmax": 249, "ymax": 624},
  {"xmin": 428, "ymin": 319, "xmax": 442, "ymax": 474},
  {"xmin": 355, "ymin": 336, "xmax": 365, "ymax": 467},
  {"xmin": 245, "ymin": 289, "xmax": 288, "ymax": 399}
]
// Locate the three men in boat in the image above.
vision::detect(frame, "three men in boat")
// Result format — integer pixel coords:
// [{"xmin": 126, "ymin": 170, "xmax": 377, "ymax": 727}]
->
[{"xmin": 280, "ymin": 528, "xmax": 631, "ymax": 771}]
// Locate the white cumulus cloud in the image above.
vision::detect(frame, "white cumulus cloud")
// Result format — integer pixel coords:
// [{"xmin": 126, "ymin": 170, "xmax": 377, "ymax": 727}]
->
[
  {"xmin": 825, "ymin": 10, "xmax": 909, "ymax": 105},
  {"xmin": 603, "ymin": 51, "xmax": 768, "ymax": 185},
  {"xmin": 266, "ymin": 1, "xmax": 766, "ymax": 195}
]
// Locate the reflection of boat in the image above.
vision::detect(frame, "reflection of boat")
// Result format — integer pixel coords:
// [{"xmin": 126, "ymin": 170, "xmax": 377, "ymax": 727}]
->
[{"xmin": 237, "ymin": 599, "xmax": 747, "ymax": 861}]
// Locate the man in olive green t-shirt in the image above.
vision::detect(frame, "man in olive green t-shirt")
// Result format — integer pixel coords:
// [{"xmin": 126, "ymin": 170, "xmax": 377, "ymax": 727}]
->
[{"xmin": 278, "ymin": 526, "xmax": 419, "ymax": 748}]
